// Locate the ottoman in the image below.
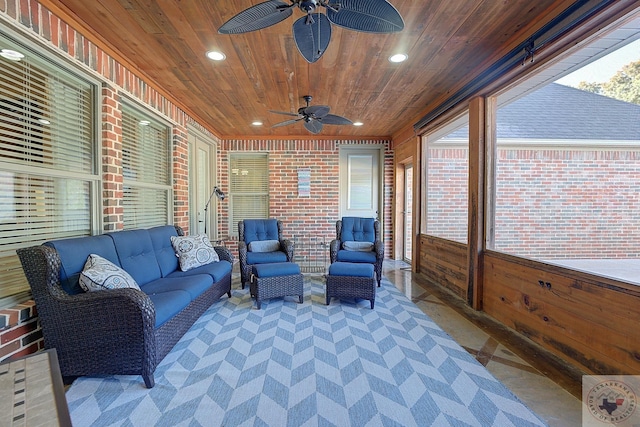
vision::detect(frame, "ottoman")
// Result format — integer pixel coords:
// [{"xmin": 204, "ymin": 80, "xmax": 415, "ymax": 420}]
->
[
  {"xmin": 250, "ymin": 262, "xmax": 304, "ymax": 309},
  {"xmin": 325, "ymin": 262, "xmax": 377, "ymax": 309}
]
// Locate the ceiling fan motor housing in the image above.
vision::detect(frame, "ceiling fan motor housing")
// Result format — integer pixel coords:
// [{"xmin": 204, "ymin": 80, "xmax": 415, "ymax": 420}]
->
[{"xmin": 299, "ymin": 0, "xmax": 319, "ymax": 13}]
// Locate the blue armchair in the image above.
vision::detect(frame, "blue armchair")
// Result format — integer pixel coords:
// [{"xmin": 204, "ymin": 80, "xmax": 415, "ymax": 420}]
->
[
  {"xmin": 238, "ymin": 219, "xmax": 294, "ymax": 288},
  {"xmin": 330, "ymin": 217, "xmax": 384, "ymax": 287}
]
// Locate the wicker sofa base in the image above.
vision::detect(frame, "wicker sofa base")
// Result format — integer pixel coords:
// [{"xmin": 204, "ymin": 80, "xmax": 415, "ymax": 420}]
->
[
  {"xmin": 325, "ymin": 274, "xmax": 377, "ymax": 309},
  {"xmin": 250, "ymin": 272, "xmax": 304, "ymax": 309}
]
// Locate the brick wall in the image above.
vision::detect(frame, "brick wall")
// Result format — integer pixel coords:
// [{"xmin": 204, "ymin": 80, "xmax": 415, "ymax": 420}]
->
[
  {"xmin": 0, "ymin": 301, "xmax": 42, "ymax": 361},
  {"xmin": 219, "ymin": 139, "xmax": 394, "ymax": 260}
]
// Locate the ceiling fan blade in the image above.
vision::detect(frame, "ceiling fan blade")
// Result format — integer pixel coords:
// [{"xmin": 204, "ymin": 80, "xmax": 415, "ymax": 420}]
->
[
  {"xmin": 303, "ymin": 105, "xmax": 330, "ymax": 118},
  {"xmin": 293, "ymin": 14, "xmax": 332, "ymax": 63},
  {"xmin": 272, "ymin": 118, "xmax": 302, "ymax": 128},
  {"xmin": 268, "ymin": 109, "xmax": 301, "ymax": 117},
  {"xmin": 320, "ymin": 114, "xmax": 353, "ymax": 125},
  {"xmin": 304, "ymin": 119, "xmax": 323, "ymax": 134},
  {"xmin": 219, "ymin": 1, "xmax": 293, "ymax": 34},
  {"xmin": 326, "ymin": 0, "xmax": 404, "ymax": 33}
]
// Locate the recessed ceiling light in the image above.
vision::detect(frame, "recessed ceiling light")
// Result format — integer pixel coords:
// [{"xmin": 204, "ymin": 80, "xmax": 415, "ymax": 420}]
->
[
  {"xmin": 38, "ymin": 119, "xmax": 51, "ymax": 125},
  {"xmin": 1, "ymin": 49, "xmax": 25, "ymax": 61},
  {"xmin": 388, "ymin": 53, "xmax": 408, "ymax": 63},
  {"xmin": 251, "ymin": 121, "xmax": 263, "ymax": 126},
  {"xmin": 353, "ymin": 122, "xmax": 364, "ymax": 126},
  {"xmin": 139, "ymin": 120, "xmax": 151, "ymax": 126},
  {"xmin": 206, "ymin": 50, "xmax": 226, "ymax": 61}
]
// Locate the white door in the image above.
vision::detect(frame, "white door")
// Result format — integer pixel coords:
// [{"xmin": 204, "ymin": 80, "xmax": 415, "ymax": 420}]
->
[
  {"xmin": 188, "ymin": 128, "xmax": 218, "ymax": 239},
  {"xmin": 339, "ymin": 146, "xmax": 381, "ymax": 220}
]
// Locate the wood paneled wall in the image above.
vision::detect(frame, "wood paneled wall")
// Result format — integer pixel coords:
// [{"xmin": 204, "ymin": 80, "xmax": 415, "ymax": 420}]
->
[
  {"xmin": 482, "ymin": 252, "xmax": 640, "ymax": 375},
  {"xmin": 419, "ymin": 235, "xmax": 468, "ymax": 301}
]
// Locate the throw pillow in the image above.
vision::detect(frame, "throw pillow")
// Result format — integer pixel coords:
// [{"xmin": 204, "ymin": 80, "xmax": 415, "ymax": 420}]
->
[
  {"xmin": 79, "ymin": 254, "xmax": 140, "ymax": 292},
  {"xmin": 248, "ymin": 239, "xmax": 280, "ymax": 253},
  {"xmin": 343, "ymin": 241, "xmax": 374, "ymax": 251},
  {"xmin": 171, "ymin": 234, "xmax": 220, "ymax": 271}
]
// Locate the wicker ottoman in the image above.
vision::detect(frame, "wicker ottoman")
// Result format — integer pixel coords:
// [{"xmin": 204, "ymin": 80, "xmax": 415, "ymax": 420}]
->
[
  {"xmin": 326, "ymin": 262, "xmax": 377, "ymax": 309},
  {"xmin": 250, "ymin": 262, "xmax": 304, "ymax": 309}
]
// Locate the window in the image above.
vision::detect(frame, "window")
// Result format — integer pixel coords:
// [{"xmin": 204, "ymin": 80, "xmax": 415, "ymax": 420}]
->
[
  {"xmin": 229, "ymin": 153, "xmax": 269, "ymax": 235},
  {"xmin": 0, "ymin": 32, "xmax": 98, "ymax": 308},
  {"xmin": 122, "ymin": 105, "xmax": 171, "ymax": 228},
  {"xmin": 488, "ymin": 14, "xmax": 640, "ymax": 284},
  {"xmin": 421, "ymin": 113, "xmax": 469, "ymax": 244}
]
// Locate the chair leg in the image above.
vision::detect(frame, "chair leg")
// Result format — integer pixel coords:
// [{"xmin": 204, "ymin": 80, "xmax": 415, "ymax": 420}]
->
[
  {"xmin": 370, "ymin": 299, "xmax": 375, "ymax": 309},
  {"xmin": 298, "ymin": 295, "xmax": 303, "ymax": 303}
]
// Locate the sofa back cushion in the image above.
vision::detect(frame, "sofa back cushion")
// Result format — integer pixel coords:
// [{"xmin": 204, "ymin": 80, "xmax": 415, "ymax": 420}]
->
[
  {"xmin": 340, "ymin": 217, "xmax": 376, "ymax": 243},
  {"xmin": 44, "ymin": 235, "xmax": 119, "ymax": 295},
  {"xmin": 108, "ymin": 229, "xmax": 162, "ymax": 285},
  {"xmin": 242, "ymin": 219, "xmax": 279, "ymax": 244},
  {"xmin": 148, "ymin": 225, "xmax": 179, "ymax": 277}
]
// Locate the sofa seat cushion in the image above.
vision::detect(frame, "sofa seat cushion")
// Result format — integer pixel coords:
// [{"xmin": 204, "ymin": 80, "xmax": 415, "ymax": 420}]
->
[
  {"xmin": 141, "ymin": 275, "xmax": 213, "ymax": 301},
  {"xmin": 336, "ymin": 249, "xmax": 377, "ymax": 264},
  {"xmin": 167, "ymin": 260, "xmax": 232, "ymax": 283},
  {"xmin": 246, "ymin": 251, "xmax": 288, "ymax": 265},
  {"xmin": 329, "ymin": 262, "xmax": 374, "ymax": 278},
  {"xmin": 146, "ymin": 289, "xmax": 192, "ymax": 328}
]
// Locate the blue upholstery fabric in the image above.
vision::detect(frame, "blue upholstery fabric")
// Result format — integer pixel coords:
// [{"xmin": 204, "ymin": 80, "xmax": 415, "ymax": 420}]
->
[
  {"xmin": 252, "ymin": 262, "xmax": 300, "ymax": 278},
  {"xmin": 108, "ymin": 229, "xmax": 162, "ymax": 285},
  {"xmin": 340, "ymin": 217, "xmax": 376, "ymax": 243},
  {"xmin": 247, "ymin": 251, "xmax": 288, "ymax": 264},
  {"xmin": 44, "ymin": 235, "xmax": 120, "ymax": 295},
  {"xmin": 336, "ymin": 250, "xmax": 377, "ymax": 264},
  {"xmin": 243, "ymin": 219, "xmax": 280, "ymax": 244},
  {"xmin": 329, "ymin": 262, "xmax": 374, "ymax": 278},
  {"xmin": 148, "ymin": 225, "xmax": 179, "ymax": 277},
  {"xmin": 146, "ymin": 290, "xmax": 191, "ymax": 328},
  {"xmin": 142, "ymin": 275, "xmax": 212, "ymax": 301},
  {"xmin": 168, "ymin": 259, "xmax": 232, "ymax": 282}
]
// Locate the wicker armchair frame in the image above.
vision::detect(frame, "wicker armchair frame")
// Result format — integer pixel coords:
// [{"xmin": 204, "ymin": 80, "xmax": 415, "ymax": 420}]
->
[
  {"xmin": 238, "ymin": 219, "xmax": 294, "ymax": 288},
  {"xmin": 16, "ymin": 227, "xmax": 233, "ymax": 388},
  {"xmin": 329, "ymin": 219, "xmax": 384, "ymax": 287}
]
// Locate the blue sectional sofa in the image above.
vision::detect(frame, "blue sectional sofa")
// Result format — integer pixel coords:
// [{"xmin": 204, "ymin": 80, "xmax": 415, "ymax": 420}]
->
[{"xmin": 16, "ymin": 225, "xmax": 233, "ymax": 388}]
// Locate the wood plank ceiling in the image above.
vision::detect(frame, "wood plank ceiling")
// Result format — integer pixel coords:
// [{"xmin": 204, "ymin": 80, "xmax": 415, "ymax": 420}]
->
[{"xmin": 40, "ymin": 0, "xmax": 574, "ymax": 139}]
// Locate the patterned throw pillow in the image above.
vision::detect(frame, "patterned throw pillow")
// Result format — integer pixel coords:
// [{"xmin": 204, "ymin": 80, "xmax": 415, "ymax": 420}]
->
[
  {"xmin": 79, "ymin": 254, "xmax": 140, "ymax": 292},
  {"xmin": 171, "ymin": 234, "xmax": 220, "ymax": 271}
]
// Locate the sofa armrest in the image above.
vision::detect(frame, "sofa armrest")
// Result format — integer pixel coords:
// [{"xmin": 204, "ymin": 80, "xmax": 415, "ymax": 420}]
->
[
  {"xmin": 214, "ymin": 246, "xmax": 234, "ymax": 264},
  {"xmin": 17, "ymin": 245, "xmax": 157, "ymax": 382},
  {"xmin": 281, "ymin": 239, "xmax": 294, "ymax": 262},
  {"xmin": 329, "ymin": 239, "xmax": 340, "ymax": 263},
  {"xmin": 374, "ymin": 240, "xmax": 384, "ymax": 260}
]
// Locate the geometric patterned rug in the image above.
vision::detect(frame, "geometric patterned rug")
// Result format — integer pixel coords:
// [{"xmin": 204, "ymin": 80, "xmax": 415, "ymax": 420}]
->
[{"xmin": 65, "ymin": 275, "xmax": 548, "ymax": 426}]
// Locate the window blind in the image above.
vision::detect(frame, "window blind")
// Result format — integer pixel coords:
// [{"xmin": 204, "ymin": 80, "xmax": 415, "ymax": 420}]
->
[
  {"xmin": 0, "ymin": 33, "xmax": 97, "ymax": 307},
  {"xmin": 229, "ymin": 153, "xmax": 269, "ymax": 234}
]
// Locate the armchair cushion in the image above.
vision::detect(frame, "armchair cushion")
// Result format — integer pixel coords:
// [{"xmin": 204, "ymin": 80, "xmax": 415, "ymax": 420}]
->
[
  {"xmin": 247, "ymin": 251, "xmax": 288, "ymax": 264},
  {"xmin": 343, "ymin": 241, "xmax": 374, "ymax": 251},
  {"xmin": 171, "ymin": 234, "xmax": 220, "ymax": 271},
  {"xmin": 79, "ymin": 254, "xmax": 140, "ymax": 292},
  {"xmin": 340, "ymin": 217, "xmax": 376, "ymax": 243},
  {"xmin": 243, "ymin": 219, "xmax": 280, "ymax": 243},
  {"xmin": 249, "ymin": 239, "xmax": 280, "ymax": 253},
  {"xmin": 336, "ymin": 250, "xmax": 377, "ymax": 264}
]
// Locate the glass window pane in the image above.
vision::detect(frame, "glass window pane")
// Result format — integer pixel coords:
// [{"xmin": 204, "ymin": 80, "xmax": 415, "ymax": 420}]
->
[
  {"xmin": 348, "ymin": 155, "xmax": 374, "ymax": 210},
  {"xmin": 490, "ymin": 21, "xmax": 640, "ymax": 284},
  {"xmin": 422, "ymin": 114, "xmax": 469, "ymax": 244}
]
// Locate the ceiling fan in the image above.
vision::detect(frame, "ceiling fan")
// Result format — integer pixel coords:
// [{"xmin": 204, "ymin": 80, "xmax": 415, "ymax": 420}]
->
[
  {"xmin": 218, "ymin": 0, "xmax": 404, "ymax": 63},
  {"xmin": 270, "ymin": 95, "xmax": 353, "ymax": 134}
]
